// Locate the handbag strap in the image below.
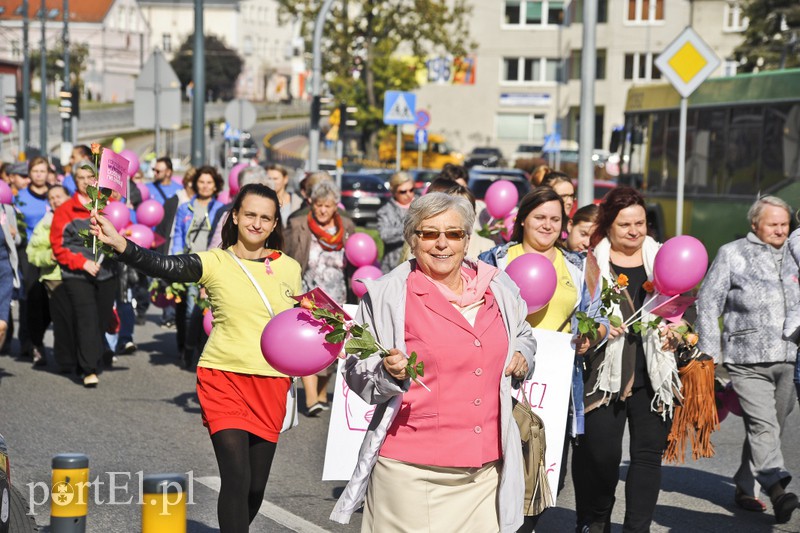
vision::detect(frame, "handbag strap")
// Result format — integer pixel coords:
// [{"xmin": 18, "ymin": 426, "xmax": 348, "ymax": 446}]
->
[{"xmin": 226, "ymin": 249, "xmax": 275, "ymax": 318}]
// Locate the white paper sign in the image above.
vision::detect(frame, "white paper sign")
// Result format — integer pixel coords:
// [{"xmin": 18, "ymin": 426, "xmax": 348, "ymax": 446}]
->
[{"xmin": 322, "ymin": 324, "xmax": 574, "ymax": 508}]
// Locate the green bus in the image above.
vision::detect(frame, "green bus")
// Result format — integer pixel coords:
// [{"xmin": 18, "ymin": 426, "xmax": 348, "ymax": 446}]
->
[{"xmin": 618, "ymin": 69, "xmax": 800, "ymax": 257}]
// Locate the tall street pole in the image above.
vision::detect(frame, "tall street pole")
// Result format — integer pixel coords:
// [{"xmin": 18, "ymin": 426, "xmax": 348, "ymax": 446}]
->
[
  {"xmin": 62, "ymin": 0, "xmax": 70, "ymax": 143},
  {"xmin": 577, "ymin": 0, "xmax": 597, "ymax": 208},
  {"xmin": 308, "ymin": 0, "xmax": 336, "ymax": 171},
  {"xmin": 22, "ymin": 0, "xmax": 30, "ymax": 151},
  {"xmin": 190, "ymin": 0, "xmax": 205, "ymax": 167},
  {"xmin": 39, "ymin": 0, "xmax": 47, "ymax": 154}
]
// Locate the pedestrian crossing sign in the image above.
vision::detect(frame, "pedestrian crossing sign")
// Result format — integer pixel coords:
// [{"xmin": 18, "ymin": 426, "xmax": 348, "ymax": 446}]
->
[{"xmin": 383, "ymin": 91, "xmax": 417, "ymax": 125}]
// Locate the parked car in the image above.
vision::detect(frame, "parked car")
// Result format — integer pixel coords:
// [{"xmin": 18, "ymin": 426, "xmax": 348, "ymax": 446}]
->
[
  {"xmin": 467, "ymin": 168, "xmax": 532, "ymax": 200},
  {"xmin": 0, "ymin": 432, "xmax": 37, "ymax": 533},
  {"xmin": 340, "ymin": 173, "xmax": 392, "ymax": 226},
  {"xmin": 465, "ymin": 147, "xmax": 506, "ymax": 169},
  {"xmin": 408, "ymin": 169, "xmax": 441, "ymax": 194},
  {"xmin": 220, "ymin": 133, "xmax": 260, "ymax": 166},
  {"xmin": 509, "ymin": 144, "xmax": 543, "ymax": 167}
]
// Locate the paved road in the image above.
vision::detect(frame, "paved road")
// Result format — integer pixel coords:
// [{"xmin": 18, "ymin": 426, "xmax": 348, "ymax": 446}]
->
[{"xmin": 1, "ymin": 307, "xmax": 799, "ymax": 532}]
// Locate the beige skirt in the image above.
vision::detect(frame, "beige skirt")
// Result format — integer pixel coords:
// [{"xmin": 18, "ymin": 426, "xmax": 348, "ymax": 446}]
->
[{"xmin": 362, "ymin": 456, "xmax": 501, "ymax": 533}]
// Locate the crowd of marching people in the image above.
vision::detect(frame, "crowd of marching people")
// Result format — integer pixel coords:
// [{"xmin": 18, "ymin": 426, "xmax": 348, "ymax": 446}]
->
[{"xmin": 3, "ymin": 148, "xmax": 800, "ymax": 532}]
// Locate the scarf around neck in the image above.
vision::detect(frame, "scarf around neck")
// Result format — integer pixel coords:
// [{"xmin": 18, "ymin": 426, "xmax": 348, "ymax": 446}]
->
[
  {"xmin": 307, "ymin": 211, "xmax": 345, "ymax": 251},
  {"xmin": 421, "ymin": 260, "xmax": 499, "ymax": 307}
]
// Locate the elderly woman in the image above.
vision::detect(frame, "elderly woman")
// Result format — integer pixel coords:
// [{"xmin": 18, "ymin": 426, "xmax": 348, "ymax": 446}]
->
[
  {"xmin": 700, "ymin": 196, "xmax": 798, "ymax": 523},
  {"xmin": 573, "ymin": 186, "xmax": 688, "ymax": 533},
  {"xmin": 330, "ymin": 193, "xmax": 536, "ymax": 533},
  {"xmin": 377, "ymin": 172, "xmax": 415, "ymax": 273},
  {"xmin": 284, "ymin": 180, "xmax": 355, "ymax": 416}
]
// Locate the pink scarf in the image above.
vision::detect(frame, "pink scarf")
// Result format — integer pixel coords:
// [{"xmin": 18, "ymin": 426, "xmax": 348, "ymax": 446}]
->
[{"xmin": 422, "ymin": 261, "xmax": 499, "ymax": 307}]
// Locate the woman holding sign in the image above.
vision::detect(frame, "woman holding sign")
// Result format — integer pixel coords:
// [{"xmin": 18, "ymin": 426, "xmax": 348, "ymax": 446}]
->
[
  {"xmin": 572, "ymin": 186, "xmax": 691, "ymax": 533},
  {"xmin": 90, "ymin": 183, "xmax": 302, "ymax": 533},
  {"xmin": 50, "ymin": 161, "xmax": 118, "ymax": 387}
]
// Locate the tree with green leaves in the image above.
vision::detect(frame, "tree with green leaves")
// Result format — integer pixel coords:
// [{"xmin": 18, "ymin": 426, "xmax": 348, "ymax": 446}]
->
[
  {"xmin": 276, "ymin": 0, "xmax": 473, "ymax": 157},
  {"xmin": 735, "ymin": 0, "xmax": 800, "ymax": 71},
  {"xmin": 30, "ymin": 42, "xmax": 90, "ymax": 96},
  {"xmin": 170, "ymin": 34, "xmax": 244, "ymax": 101}
]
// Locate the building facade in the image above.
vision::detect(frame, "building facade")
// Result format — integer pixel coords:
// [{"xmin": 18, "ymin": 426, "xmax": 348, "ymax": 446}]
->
[{"xmin": 415, "ymin": 0, "xmax": 748, "ymax": 156}]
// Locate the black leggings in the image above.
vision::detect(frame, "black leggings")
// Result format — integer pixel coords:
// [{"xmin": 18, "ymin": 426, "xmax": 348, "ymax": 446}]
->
[
  {"xmin": 210, "ymin": 429, "xmax": 278, "ymax": 533},
  {"xmin": 572, "ymin": 387, "xmax": 671, "ymax": 533}
]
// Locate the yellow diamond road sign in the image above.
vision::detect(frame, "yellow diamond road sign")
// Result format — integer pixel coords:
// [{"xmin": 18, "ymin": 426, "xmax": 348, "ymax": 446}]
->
[{"xmin": 655, "ymin": 27, "xmax": 720, "ymax": 98}]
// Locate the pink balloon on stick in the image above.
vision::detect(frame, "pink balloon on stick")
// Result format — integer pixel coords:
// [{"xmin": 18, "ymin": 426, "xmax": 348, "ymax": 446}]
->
[
  {"xmin": 0, "ymin": 116, "xmax": 13, "ymax": 134},
  {"xmin": 0, "ymin": 181, "xmax": 12, "ymax": 204},
  {"xmin": 260, "ymin": 308, "xmax": 342, "ymax": 376},
  {"xmin": 103, "ymin": 201, "xmax": 131, "ymax": 231},
  {"xmin": 228, "ymin": 163, "xmax": 248, "ymax": 195},
  {"xmin": 653, "ymin": 236, "xmax": 708, "ymax": 296},
  {"xmin": 136, "ymin": 182, "xmax": 150, "ymax": 201},
  {"xmin": 136, "ymin": 199, "xmax": 165, "ymax": 227},
  {"xmin": 126, "ymin": 223, "xmax": 155, "ymax": 249},
  {"xmin": 484, "ymin": 180, "xmax": 519, "ymax": 219},
  {"xmin": 505, "ymin": 253, "xmax": 557, "ymax": 314},
  {"xmin": 118, "ymin": 149, "xmax": 140, "ymax": 178},
  {"xmin": 351, "ymin": 265, "xmax": 382, "ymax": 298},
  {"xmin": 203, "ymin": 310, "xmax": 214, "ymax": 336},
  {"xmin": 344, "ymin": 233, "xmax": 378, "ymax": 267},
  {"xmin": 217, "ymin": 190, "xmax": 231, "ymax": 204}
]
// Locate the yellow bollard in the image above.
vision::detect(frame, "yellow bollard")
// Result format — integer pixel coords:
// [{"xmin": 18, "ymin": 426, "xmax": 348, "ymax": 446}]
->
[
  {"xmin": 141, "ymin": 474, "xmax": 187, "ymax": 533},
  {"xmin": 50, "ymin": 453, "xmax": 89, "ymax": 533}
]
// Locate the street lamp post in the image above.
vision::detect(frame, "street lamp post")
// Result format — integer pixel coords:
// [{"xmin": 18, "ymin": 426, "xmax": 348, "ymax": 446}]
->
[
  {"xmin": 22, "ymin": 0, "xmax": 30, "ymax": 152},
  {"xmin": 308, "ymin": 0, "xmax": 336, "ymax": 172},
  {"xmin": 39, "ymin": 0, "xmax": 47, "ymax": 154},
  {"xmin": 577, "ymin": 0, "xmax": 597, "ymax": 208},
  {"xmin": 190, "ymin": 0, "xmax": 205, "ymax": 167},
  {"xmin": 62, "ymin": 0, "xmax": 70, "ymax": 143}
]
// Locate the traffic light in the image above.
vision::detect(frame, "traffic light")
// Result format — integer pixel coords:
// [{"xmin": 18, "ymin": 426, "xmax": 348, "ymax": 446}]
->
[
  {"xmin": 208, "ymin": 122, "xmax": 217, "ymax": 139},
  {"xmin": 4, "ymin": 95, "xmax": 18, "ymax": 119},
  {"xmin": 58, "ymin": 90, "xmax": 73, "ymax": 119},
  {"xmin": 71, "ymin": 90, "xmax": 80, "ymax": 119},
  {"xmin": 339, "ymin": 104, "xmax": 358, "ymax": 138}
]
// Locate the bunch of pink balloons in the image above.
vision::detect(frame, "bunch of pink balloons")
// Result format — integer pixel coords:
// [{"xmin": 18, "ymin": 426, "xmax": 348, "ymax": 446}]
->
[
  {"xmin": 103, "ymin": 201, "xmax": 131, "ymax": 231},
  {"xmin": 0, "ymin": 116, "xmax": 13, "ymax": 134},
  {"xmin": 505, "ymin": 253, "xmax": 558, "ymax": 314},
  {"xmin": 228, "ymin": 163, "xmax": 248, "ymax": 195},
  {"xmin": 0, "ymin": 181, "xmax": 12, "ymax": 205},
  {"xmin": 136, "ymin": 199, "xmax": 165, "ymax": 227},
  {"xmin": 345, "ymin": 233, "xmax": 380, "ymax": 298},
  {"xmin": 260, "ymin": 308, "xmax": 342, "ymax": 376},
  {"xmin": 484, "ymin": 181, "xmax": 519, "ymax": 220},
  {"xmin": 652, "ymin": 236, "xmax": 708, "ymax": 296},
  {"xmin": 126, "ymin": 223, "xmax": 155, "ymax": 249}
]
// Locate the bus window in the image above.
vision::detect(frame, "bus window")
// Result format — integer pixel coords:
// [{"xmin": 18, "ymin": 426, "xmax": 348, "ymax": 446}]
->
[{"xmin": 727, "ymin": 106, "xmax": 761, "ymax": 195}]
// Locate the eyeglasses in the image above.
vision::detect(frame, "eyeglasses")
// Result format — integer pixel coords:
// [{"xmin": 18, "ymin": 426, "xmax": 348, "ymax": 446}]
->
[
  {"xmin": 154, "ymin": 168, "xmax": 166, "ymax": 174},
  {"xmin": 396, "ymin": 188, "xmax": 414, "ymax": 195},
  {"xmin": 560, "ymin": 194, "xmax": 575, "ymax": 201},
  {"xmin": 414, "ymin": 229, "xmax": 467, "ymax": 241}
]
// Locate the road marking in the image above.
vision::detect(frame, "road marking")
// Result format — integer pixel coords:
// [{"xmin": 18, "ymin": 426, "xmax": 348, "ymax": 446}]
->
[{"xmin": 195, "ymin": 476, "xmax": 332, "ymax": 533}]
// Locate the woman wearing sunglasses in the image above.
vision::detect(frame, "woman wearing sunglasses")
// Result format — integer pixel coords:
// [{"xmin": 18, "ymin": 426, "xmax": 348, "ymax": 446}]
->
[
  {"xmin": 377, "ymin": 171, "xmax": 416, "ymax": 273},
  {"xmin": 331, "ymin": 192, "xmax": 535, "ymax": 532},
  {"xmin": 479, "ymin": 186, "xmax": 606, "ymax": 531}
]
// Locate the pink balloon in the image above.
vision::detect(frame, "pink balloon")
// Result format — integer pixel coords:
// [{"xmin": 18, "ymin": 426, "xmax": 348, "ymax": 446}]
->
[
  {"xmin": 203, "ymin": 309, "xmax": 214, "ymax": 336},
  {"xmin": 228, "ymin": 163, "xmax": 248, "ymax": 195},
  {"xmin": 0, "ymin": 181, "xmax": 12, "ymax": 204},
  {"xmin": 0, "ymin": 116, "xmax": 13, "ymax": 134},
  {"xmin": 505, "ymin": 253, "xmax": 557, "ymax": 314},
  {"xmin": 136, "ymin": 199, "xmax": 165, "ymax": 227},
  {"xmin": 653, "ymin": 236, "xmax": 708, "ymax": 296},
  {"xmin": 345, "ymin": 233, "xmax": 378, "ymax": 267},
  {"xmin": 103, "ymin": 201, "xmax": 131, "ymax": 231},
  {"xmin": 126, "ymin": 223, "xmax": 154, "ymax": 249},
  {"xmin": 500, "ymin": 209, "xmax": 516, "ymax": 242},
  {"xmin": 118, "ymin": 149, "xmax": 140, "ymax": 177},
  {"xmin": 260, "ymin": 307, "xmax": 342, "ymax": 376},
  {"xmin": 136, "ymin": 182, "xmax": 150, "ymax": 201},
  {"xmin": 484, "ymin": 180, "xmax": 519, "ymax": 219},
  {"xmin": 217, "ymin": 190, "xmax": 231, "ymax": 204},
  {"xmin": 351, "ymin": 265, "xmax": 382, "ymax": 298}
]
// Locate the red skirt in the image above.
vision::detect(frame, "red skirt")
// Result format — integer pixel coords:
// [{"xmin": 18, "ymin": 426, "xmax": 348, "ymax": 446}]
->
[{"xmin": 196, "ymin": 367, "xmax": 291, "ymax": 443}]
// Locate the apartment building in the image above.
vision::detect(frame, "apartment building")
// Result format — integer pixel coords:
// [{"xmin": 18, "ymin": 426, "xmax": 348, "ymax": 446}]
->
[{"xmin": 416, "ymin": 0, "xmax": 748, "ymax": 156}]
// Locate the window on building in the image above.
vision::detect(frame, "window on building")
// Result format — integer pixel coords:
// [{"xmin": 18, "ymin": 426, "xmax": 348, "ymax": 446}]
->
[
  {"xmin": 497, "ymin": 114, "xmax": 547, "ymax": 141},
  {"xmin": 723, "ymin": 59, "xmax": 738, "ymax": 77},
  {"xmin": 624, "ymin": 53, "xmax": 661, "ymax": 81},
  {"xmin": 162, "ymin": 33, "xmax": 171, "ymax": 53},
  {"xmin": 569, "ymin": 49, "xmax": 606, "ymax": 80},
  {"xmin": 11, "ymin": 40, "xmax": 20, "ymax": 58},
  {"xmin": 573, "ymin": 0, "xmax": 608, "ymax": 23},
  {"xmin": 626, "ymin": 0, "xmax": 664, "ymax": 23},
  {"xmin": 723, "ymin": 1, "xmax": 748, "ymax": 32},
  {"xmin": 243, "ymin": 36, "xmax": 253, "ymax": 56},
  {"xmin": 503, "ymin": 57, "xmax": 560, "ymax": 83},
  {"xmin": 504, "ymin": 0, "xmax": 566, "ymax": 27}
]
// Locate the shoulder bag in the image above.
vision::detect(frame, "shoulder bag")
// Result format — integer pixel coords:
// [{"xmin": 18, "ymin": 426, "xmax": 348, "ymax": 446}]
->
[
  {"xmin": 513, "ymin": 386, "xmax": 554, "ymax": 516},
  {"xmin": 226, "ymin": 249, "xmax": 298, "ymax": 432}
]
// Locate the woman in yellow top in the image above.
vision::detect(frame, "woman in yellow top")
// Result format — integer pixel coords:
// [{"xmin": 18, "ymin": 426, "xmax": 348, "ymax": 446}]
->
[
  {"xmin": 91, "ymin": 184, "xmax": 301, "ymax": 533},
  {"xmin": 479, "ymin": 186, "xmax": 607, "ymax": 531}
]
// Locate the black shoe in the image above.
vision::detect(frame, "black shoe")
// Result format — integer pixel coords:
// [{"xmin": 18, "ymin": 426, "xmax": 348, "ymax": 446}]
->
[
  {"xmin": 306, "ymin": 403, "xmax": 324, "ymax": 417},
  {"xmin": 773, "ymin": 492, "xmax": 798, "ymax": 524},
  {"xmin": 32, "ymin": 346, "xmax": 47, "ymax": 367}
]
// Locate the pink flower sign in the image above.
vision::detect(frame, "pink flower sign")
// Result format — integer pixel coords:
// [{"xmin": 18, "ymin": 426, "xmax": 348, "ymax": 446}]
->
[{"xmin": 98, "ymin": 149, "xmax": 130, "ymax": 198}]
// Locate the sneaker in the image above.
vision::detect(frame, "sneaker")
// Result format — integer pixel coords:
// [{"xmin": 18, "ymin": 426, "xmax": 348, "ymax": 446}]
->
[
  {"xmin": 122, "ymin": 342, "xmax": 137, "ymax": 354},
  {"xmin": 83, "ymin": 374, "xmax": 99, "ymax": 387},
  {"xmin": 318, "ymin": 402, "xmax": 331, "ymax": 411},
  {"xmin": 306, "ymin": 403, "xmax": 324, "ymax": 417}
]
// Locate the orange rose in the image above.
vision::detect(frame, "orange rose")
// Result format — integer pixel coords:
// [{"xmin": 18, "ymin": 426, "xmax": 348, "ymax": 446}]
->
[
  {"xmin": 642, "ymin": 280, "xmax": 655, "ymax": 293},
  {"xmin": 685, "ymin": 333, "xmax": 699, "ymax": 346},
  {"xmin": 616, "ymin": 273, "xmax": 629, "ymax": 288},
  {"xmin": 90, "ymin": 143, "xmax": 101, "ymax": 155},
  {"xmin": 300, "ymin": 296, "xmax": 315, "ymax": 310}
]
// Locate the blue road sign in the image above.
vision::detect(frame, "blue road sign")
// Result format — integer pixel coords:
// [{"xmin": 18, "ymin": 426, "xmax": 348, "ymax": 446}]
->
[
  {"xmin": 415, "ymin": 110, "xmax": 430, "ymax": 129},
  {"xmin": 383, "ymin": 91, "xmax": 417, "ymax": 125},
  {"xmin": 415, "ymin": 128, "xmax": 428, "ymax": 145}
]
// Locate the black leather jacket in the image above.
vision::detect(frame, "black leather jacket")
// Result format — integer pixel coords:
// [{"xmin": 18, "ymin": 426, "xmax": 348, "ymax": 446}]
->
[{"xmin": 117, "ymin": 240, "xmax": 202, "ymax": 283}]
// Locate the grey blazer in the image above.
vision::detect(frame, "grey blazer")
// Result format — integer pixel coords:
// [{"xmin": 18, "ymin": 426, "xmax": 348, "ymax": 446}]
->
[{"xmin": 329, "ymin": 259, "xmax": 536, "ymax": 532}]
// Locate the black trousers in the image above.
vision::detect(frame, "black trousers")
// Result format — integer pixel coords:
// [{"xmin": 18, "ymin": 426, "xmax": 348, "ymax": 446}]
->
[
  {"xmin": 63, "ymin": 277, "xmax": 116, "ymax": 375},
  {"xmin": 44, "ymin": 280, "xmax": 76, "ymax": 370},
  {"xmin": 572, "ymin": 387, "xmax": 671, "ymax": 533},
  {"xmin": 25, "ymin": 279, "xmax": 51, "ymax": 349}
]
